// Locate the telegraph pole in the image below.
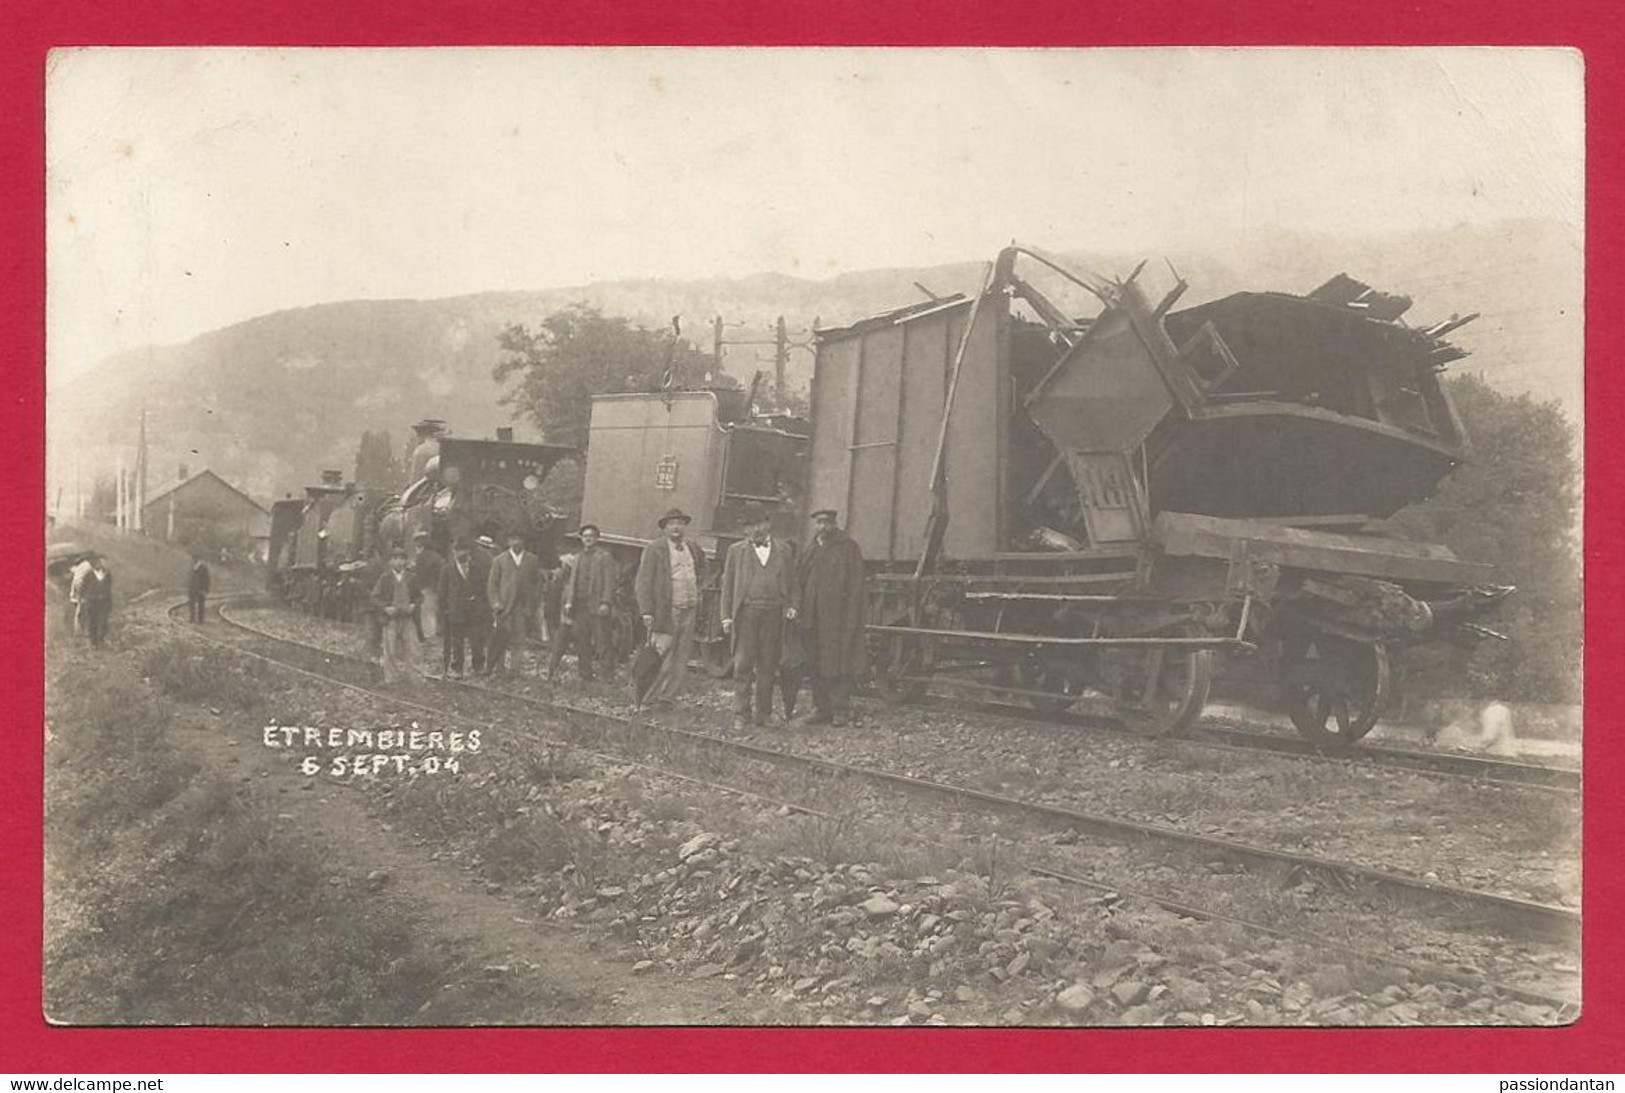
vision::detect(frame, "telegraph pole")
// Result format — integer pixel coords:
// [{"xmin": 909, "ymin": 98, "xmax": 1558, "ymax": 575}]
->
[
  {"xmin": 711, "ymin": 315, "xmax": 814, "ymax": 409},
  {"xmin": 136, "ymin": 406, "xmax": 148, "ymax": 532},
  {"xmin": 774, "ymin": 316, "xmax": 788, "ymax": 403}
]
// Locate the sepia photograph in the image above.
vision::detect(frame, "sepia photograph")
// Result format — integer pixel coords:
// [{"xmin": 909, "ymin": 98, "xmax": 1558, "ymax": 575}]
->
[{"xmin": 42, "ymin": 46, "xmax": 1583, "ymax": 1029}]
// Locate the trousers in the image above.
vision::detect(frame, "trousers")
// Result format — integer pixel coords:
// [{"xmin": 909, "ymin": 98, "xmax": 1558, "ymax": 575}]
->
[
  {"xmin": 731, "ymin": 603, "xmax": 785, "ymax": 718},
  {"xmin": 574, "ymin": 612, "xmax": 614, "ymax": 681},
  {"xmin": 442, "ymin": 616, "xmax": 487, "ymax": 675},
  {"xmin": 80, "ymin": 601, "xmax": 110, "ymax": 647},
  {"xmin": 487, "ymin": 609, "xmax": 526, "ymax": 673},
  {"xmin": 188, "ymin": 593, "xmax": 207, "ymax": 622},
  {"xmin": 381, "ymin": 615, "xmax": 416, "ymax": 683},
  {"xmin": 648, "ymin": 604, "xmax": 697, "ymax": 702}
]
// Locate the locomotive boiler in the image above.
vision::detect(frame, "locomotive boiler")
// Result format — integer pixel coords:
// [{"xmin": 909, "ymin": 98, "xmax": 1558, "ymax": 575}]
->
[{"xmin": 806, "ymin": 244, "xmax": 1509, "ymax": 745}]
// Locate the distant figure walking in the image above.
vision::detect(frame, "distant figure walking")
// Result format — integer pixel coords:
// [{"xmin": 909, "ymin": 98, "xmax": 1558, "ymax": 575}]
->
[
  {"xmin": 79, "ymin": 554, "xmax": 114, "ymax": 649},
  {"xmin": 371, "ymin": 546, "xmax": 421, "ymax": 684},
  {"xmin": 797, "ymin": 508, "xmax": 868, "ymax": 727},
  {"xmin": 187, "ymin": 557, "xmax": 212, "ymax": 623},
  {"xmin": 67, "ymin": 555, "xmax": 93, "ymax": 634},
  {"xmin": 634, "ymin": 508, "xmax": 707, "ymax": 708},
  {"xmin": 721, "ymin": 504, "xmax": 798, "ymax": 732},
  {"xmin": 486, "ymin": 531, "xmax": 539, "ymax": 675},
  {"xmin": 564, "ymin": 524, "xmax": 618, "ymax": 682}
]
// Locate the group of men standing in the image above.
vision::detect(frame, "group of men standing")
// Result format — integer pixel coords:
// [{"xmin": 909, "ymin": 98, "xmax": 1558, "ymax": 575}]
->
[
  {"xmin": 364, "ymin": 504, "xmax": 869, "ymax": 733},
  {"xmin": 368, "ymin": 528, "xmax": 544, "ymax": 684},
  {"xmin": 719, "ymin": 503, "xmax": 866, "ymax": 731}
]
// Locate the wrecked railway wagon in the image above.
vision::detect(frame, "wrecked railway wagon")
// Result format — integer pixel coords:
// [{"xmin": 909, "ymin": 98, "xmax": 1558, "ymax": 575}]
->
[{"xmin": 806, "ymin": 245, "xmax": 1508, "ymax": 744}]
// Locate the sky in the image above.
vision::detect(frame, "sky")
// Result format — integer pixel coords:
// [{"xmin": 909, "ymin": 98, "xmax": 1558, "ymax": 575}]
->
[{"xmin": 45, "ymin": 47, "xmax": 1583, "ymax": 383}]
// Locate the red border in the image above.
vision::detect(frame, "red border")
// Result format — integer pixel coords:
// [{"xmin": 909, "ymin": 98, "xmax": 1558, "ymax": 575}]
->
[{"xmin": 6, "ymin": 0, "xmax": 1620, "ymax": 1073}]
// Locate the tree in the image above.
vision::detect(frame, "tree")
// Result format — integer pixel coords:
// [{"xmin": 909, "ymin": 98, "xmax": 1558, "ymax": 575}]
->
[
  {"xmin": 354, "ymin": 430, "xmax": 401, "ymax": 490},
  {"xmin": 1386, "ymin": 373, "xmax": 1581, "ymax": 704},
  {"xmin": 493, "ymin": 305, "xmax": 727, "ymax": 451}
]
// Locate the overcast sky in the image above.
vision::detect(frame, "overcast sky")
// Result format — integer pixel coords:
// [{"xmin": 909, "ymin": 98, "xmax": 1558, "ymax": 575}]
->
[{"xmin": 46, "ymin": 47, "xmax": 1582, "ymax": 382}]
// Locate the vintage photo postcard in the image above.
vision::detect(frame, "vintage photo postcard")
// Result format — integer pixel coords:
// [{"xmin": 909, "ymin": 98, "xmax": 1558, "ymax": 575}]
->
[{"xmin": 42, "ymin": 46, "xmax": 1582, "ymax": 1028}]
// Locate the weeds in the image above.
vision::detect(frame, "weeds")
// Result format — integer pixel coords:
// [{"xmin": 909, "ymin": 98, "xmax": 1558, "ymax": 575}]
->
[
  {"xmin": 45, "ymin": 646, "xmax": 458, "ymax": 1025},
  {"xmin": 140, "ymin": 637, "xmax": 262, "ymax": 711}
]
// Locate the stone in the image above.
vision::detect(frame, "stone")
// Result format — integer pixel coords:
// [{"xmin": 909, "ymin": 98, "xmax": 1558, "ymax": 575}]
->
[
  {"xmin": 633, "ymin": 960, "xmax": 655, "ymax": 974},
  {"xmin": 693, "ymin": 963, "xmax": 725, "ymax": 978},
  {"xmin": 1165, "ymin": 976, "xmax": 1212, "ymax": 1009},
  {"xmin": 679, "ymin": 833, "xmax": 719, "ymax": 861},
  {"xmin": 954, "ymin": 985, "xmax": 980, "ymax": 1003},
  {"xmin": 866, "ymin": 996, "xmax": 888, "ymax": 1008},
  {"xmin": 792, "ymin": 977, "xmax": 819, "ymax": 992},
  {"xmin": 1281, "ymin": 982, "xmax": 1314, "ymax": 1012},
  {"xmin": 1112, "ymin": 980, "xmax": 1149, "ymax": 1007},
  {"xmin": 1056, "ymin": 984, "xmax": 1096, "ymax": 1012},
  {"xmin": 860, "ymin": 894, "xmax": 901, "ymax": 917},
  {"xmin": 1007, "ymin": 952, "xmax": 1031, "ymax": 977}
]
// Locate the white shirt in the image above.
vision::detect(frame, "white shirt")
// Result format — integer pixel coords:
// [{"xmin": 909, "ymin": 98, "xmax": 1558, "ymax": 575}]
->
[{"xmin": 753, "ymin": 539, "xmax": 772, "ymax": 565}]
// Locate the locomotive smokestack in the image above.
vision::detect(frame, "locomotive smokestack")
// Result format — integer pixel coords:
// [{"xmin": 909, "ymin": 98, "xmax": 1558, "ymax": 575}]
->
[
  {"xmin": 321, "ymin": 469, "xmax": 343, "ymax": 486},
  {"xmin": 496, "ymin": 427, "xmax": 514, "ymax": 442},
  {"xmin": 177, "ymin": 463, "xmax": 188, "ymax": 482}
]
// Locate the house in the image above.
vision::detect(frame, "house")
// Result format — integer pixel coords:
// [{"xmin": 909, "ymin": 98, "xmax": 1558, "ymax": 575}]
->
[{"xmin": 142, "ymin": 467, "xmax": 272, "ymax": 562}]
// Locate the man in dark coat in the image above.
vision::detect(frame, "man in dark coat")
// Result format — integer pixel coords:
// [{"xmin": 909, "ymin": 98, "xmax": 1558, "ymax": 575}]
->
[
  {"xmin": 797, "ymin": 509, "xmax": 868, "ymax": 725},
  {"xmin": 79, "ymin": 554, "xmax": 114, "ymax": 648},
  {"xmin": 186, "ymin": 557, "xmax": 211, "ymax": 623},
  {"xmin": 437, "ymin": 538, "xmax": 491, "ymax": 677},
  {"xmin": 634, "ymin": 508, "xmax": 707, "ymax": 707},
  {"xmin": 720, "ymin": 504, "xmax": 798, "ymax": 731},
  {"xmin": 564, "ymin": 524, "xmax": 618, "ymax": 682}
]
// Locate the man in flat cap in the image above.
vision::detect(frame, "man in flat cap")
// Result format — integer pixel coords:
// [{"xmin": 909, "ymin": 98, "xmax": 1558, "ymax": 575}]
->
[
  {"xmin": 721, "ymin": 503, "xmax": 798, "ymax": 731},
  {"xmin": 797, "ymin": 508, "xmax": 868, "ymax": 726},
  {"xmin": 635, "ymin": 508, "xmax": 707, "ymax": 706},
  {"xmin": 564, "ymin": 523, "xmax": 618, "ymax": 682},
  {"xmin": 372, "ymin": 545, "xmax": 421, "ymax": 684}
]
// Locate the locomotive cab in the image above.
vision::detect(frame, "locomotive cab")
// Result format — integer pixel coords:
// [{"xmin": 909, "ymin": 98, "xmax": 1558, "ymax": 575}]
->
[{"xmin": 581, "ymin": 389, "xmax": 811, "ymax": 661}]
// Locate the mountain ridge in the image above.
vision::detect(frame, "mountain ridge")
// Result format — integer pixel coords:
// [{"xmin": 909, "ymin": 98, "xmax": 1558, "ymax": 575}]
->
[{"xmin": 47, "ymin": 218, "xmax": 1582, "ymax": 505}]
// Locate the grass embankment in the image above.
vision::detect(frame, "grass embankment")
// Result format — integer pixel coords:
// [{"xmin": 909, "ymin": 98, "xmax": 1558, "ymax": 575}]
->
[{"xmin": 44, "ymin": 636, "xmax": 454, "ymax": 1024}]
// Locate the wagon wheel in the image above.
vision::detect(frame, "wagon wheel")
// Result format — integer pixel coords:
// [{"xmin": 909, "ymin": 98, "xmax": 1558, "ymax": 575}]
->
[
  {"xmin": 869, "ymin": 629, "xmax": 928, "ymax": 704},
  {"xmin": 1116, "ymin": 638, "xmax": 1213, "ymax": 739},
  {"xmin": 1285, "ymin": 638, "xmax": 1390, "ymax": 748}
]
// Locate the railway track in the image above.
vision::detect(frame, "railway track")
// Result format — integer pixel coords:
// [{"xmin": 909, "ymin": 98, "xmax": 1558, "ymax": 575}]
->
[
  {"xmin": 196, "ymin": 598, "xmax": 1579, "ymax": 953},
  {"xmin": 923, "ymin": 684, "xmax": 1581, "ymax": 795},
  {"xmin": 163, "ymin": 597, "xmax": 1580, "ymax": 1015}
]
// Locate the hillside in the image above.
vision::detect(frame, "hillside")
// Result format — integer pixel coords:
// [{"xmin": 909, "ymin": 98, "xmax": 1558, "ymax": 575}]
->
[{"xmin": 46, "ymin": 219, "xmax": 1581, "ymax": 504}]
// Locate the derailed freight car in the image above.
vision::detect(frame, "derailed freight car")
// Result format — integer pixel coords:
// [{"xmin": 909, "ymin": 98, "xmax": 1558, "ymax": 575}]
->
[{"xmin": 806, "ymin": 245, "xmax": 1509, "ymax": 744}]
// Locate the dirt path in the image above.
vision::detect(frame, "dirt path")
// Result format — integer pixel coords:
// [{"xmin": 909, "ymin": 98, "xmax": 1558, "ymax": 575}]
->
[{"xmin": 156, "ymin": 603, "xmax": 763, "ymax": 1025}]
